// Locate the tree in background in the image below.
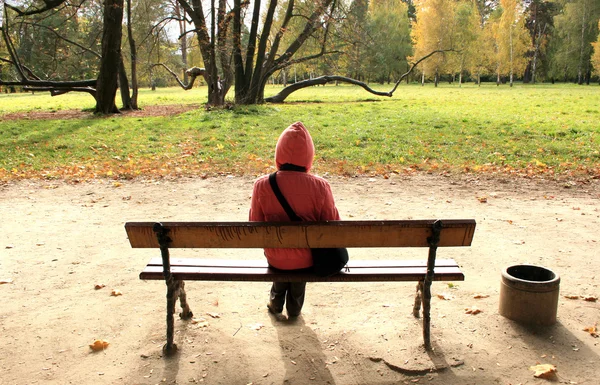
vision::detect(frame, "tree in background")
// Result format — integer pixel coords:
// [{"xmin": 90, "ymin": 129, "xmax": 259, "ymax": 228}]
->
[
  {"xmin": 366, "ymin": 0, "xmax": 412, "ymax": 84},
  {"xmin": 412, "ymin": 0, "xmax": 456, "ymax": 86},
  {"xmin": 549, "ymin": 0, "xmax": 600, "ymax": 84},
  {"xmin": 592, "ymin": 21, "xmax": 600, "ymax": 78},
  {"xmin": 523, "ymin": 0, "xmax": 557, "ymax": 83},
  {"xmin": 493, "ymin": 0, "xmax": 530, "ymax": 86},
  {"xmin": 95, "ymin": 0, "xmax": 124, "ymax": 113},
  {"xmin": 446, "ymin": 0, "xmax": 482, "ymax": 86}
]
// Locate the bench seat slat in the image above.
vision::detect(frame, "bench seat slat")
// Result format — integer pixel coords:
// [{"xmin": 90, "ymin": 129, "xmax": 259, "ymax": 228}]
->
[
  {"xmin": 145, "ymin": 257, "xmax": 461, "ymax": 269},
  {"xmin": 126, "ymin": 220, "xmax": 476, "ymax": 249},
  {"xmin": 139, "ymin": 265, "xmax": 465, "ymax": 282}
]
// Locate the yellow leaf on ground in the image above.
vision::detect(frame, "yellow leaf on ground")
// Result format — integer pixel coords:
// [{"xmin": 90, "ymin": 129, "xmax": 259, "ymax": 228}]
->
[
  {"xmin": 583, "ymin": 324, "xmax": 599, "ymax": 337},
  {"xmin": 89, "ymin": 340, "xmax": 109, "ymax": 351},
  {"xmin": 529, "ymin": 363, "xmax": 557, "ymax": 379},
  {"xmin": 477, "ymin": 196, "xmax": 488, "ymax": 203}
]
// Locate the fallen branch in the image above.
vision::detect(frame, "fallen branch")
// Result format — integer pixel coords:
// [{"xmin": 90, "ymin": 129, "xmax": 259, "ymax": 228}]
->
[
  {"xmin": 23, "ymin": 86, "xmax": 97, "ymax": 97},
  {"xmin": 265, "ymin": 50, "xmax": 451, "ymax": 104},
  {"xmin": 265, "ymin": 75, "xmax": 390, "ymax": 103}
]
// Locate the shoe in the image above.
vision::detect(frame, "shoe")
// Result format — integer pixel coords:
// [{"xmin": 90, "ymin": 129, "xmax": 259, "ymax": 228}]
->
[{"xmin": 267, "ymin": 303, "xmax": 283, "ymax": 314}]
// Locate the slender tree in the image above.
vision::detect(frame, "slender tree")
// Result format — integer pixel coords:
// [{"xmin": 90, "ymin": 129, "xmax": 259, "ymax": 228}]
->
[
  {"xmin": 412, "ymin": 0, "xmax": 455, "ymax": 86},
  {"xmin": 495, "ymin": 0, "xmax": 530, "ymax": 86}
]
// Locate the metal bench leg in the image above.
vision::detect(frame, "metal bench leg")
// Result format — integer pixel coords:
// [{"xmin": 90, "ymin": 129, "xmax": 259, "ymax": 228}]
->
[
  {"xmin": 423, "ymin": 220, "xmax": 442, "ymax": 351},
  {"xmin": 413, "ymin": 281, "xmax": 423, "ymax": 317},
  {"xmin": 178, "ymin": 280, "xmax": 193, "ymax": 319},
  {"xmin": 164, "ymin": 276, "xmax": 178, "ymax": 354},
  {"xmin": 153, "ymin": 222, "xmax": 179, "ymax": 355}
]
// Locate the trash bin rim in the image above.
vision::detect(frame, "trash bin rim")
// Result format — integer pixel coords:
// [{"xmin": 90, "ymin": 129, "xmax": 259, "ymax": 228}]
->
[{"xmin": 502, "ymin": 264, "xmax": 560, "ymax": 287}]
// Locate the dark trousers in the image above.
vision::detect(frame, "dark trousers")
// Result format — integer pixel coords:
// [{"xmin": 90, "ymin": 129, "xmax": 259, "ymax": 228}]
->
[{"xmin": 269, "ymin": 281, "xmax": 306, "ymax": 316}]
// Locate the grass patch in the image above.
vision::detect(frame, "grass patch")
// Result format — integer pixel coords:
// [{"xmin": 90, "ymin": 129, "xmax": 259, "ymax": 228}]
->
[{"xmin": 0, "ymin": 83, "xmax": 599, "ymax": 180}]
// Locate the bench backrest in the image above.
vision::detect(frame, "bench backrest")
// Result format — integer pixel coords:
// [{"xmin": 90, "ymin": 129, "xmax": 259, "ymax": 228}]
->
[{"xmin": 125, "ymin": 220, "xmax": 476, "ymax": 249}]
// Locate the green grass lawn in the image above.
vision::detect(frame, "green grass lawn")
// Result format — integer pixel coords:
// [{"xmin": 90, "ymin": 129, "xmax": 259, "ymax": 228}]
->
[{"xmin": 0, "ymin": 83, "xmax": 598, "ymax": 181}]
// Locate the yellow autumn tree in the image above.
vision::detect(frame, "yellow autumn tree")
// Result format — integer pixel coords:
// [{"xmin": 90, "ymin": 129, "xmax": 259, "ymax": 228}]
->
[
  {"xmin": 446, "ymin": 0, "xmax": 482, "ymax": 86},
  {"xmin": 495, "ymin": 0, "xmax": 531, "ymax": 86},
  {"xmin": 412, "ymin": 0, "xmax": 456, "ymax": 86},
  {"xmin": 592, "ymin": 21, "xmax": 600, "ymax": 75}
]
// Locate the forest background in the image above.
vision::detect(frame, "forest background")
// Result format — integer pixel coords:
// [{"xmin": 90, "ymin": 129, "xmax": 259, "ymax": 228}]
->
[{"xmin": 1, "ymin": 0, "xmax": 600, "ymax": 112}]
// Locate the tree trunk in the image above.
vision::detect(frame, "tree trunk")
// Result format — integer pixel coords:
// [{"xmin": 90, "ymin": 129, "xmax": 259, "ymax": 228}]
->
[
  {"xmin": 118, "ymin": 55, "xmax": 132, "ymax": 109},
  {"xmin": 96, "ymin": 0, "xmax": 124, "ymax": 114},
  {"xmin": 577, "ymin": 3, "xmax": 587, "ymax": 85},
  {"xmin": 509, "ymin": 24, "xmax": 514, "ymax": 88},
  {"xmin": 127, "ymin": 0, "xmax": 138, "ymax": 109}
]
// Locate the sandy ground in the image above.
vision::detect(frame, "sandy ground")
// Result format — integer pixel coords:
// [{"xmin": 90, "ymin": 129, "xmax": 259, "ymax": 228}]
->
[{"xmin": 1, "ymin": 174, "xmax": 599, "ymax": 385}]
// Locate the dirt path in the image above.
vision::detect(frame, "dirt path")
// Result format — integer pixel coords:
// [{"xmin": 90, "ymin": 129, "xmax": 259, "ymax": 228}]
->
[{"xmin": 1, "ymin": 174, "xmax": 599, "ymax": 385}]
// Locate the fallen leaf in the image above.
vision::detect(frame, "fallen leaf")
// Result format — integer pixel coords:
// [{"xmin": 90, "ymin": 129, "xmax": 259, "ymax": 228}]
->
[
  {"xmin": 5, "ymin": 245, "xmax": 14, "ymax": 249},
  {"xmin": 563, "ymin": 295, "xmax": 580, "ymax": 299},
  {"xmin": 437, "ymin": 292, "xmax": 454, "ymax": 300},
  {"xmin": 473, "ymin": 294, "xmax": 490, "ymax": 299},
  {"xmin": 110, "ymin": 289, "xmax": 122, "ymax": 296},
  {"xmin": 89, "ymin": 340, "xmax": 110, "ymax": 351},
  {"xmin": 583, "ymin": 324, "xmax": 599, "ymax": 337},
  {"xmin": 529, "ymin": 363, "xmax": 557, "ymax": 379},
  {"xmin": 195, "ymin": 319, "xmax": 210, "ymax": 327},
  {"xmin": 206, "ymin": 312, "xmax": 220, "ymax": 318},
  {"xmin": 248, "ymin": 323, "xmax": 264, "ymax": 331},
  {"xmin": 582, "ymin": 295, "xmax": 597, "ymax": 302},
  {"xmin": 113, "ymin": 182, "xmax": 123, "ymax": 188},
  {"xmin": 465, "ymin": 306, "xmax": 482, "ymax": 315},
  {"xmin": 94, "ymin": 284, "xmax": 106, "ymax": 290},
  {"xmin": 477, "ymin": 196, "xmax": 488, "ymax": 203},
  {"xmin": 0, "ymin": 278, "xmax": 13, "ymax": 285}
]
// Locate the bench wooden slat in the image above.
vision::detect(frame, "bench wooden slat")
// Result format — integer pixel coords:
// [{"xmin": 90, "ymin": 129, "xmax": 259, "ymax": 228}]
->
[
  {"xmin": 139, "ymin": 264, "xmax": 465, "ymax": 282},
  {"xmin": 145, "ymin": 257, "xmax": 461, "ymax": 269},
  {"xmin": 126, "ymin": 220, "xmax": 476, "ymax": 249}
]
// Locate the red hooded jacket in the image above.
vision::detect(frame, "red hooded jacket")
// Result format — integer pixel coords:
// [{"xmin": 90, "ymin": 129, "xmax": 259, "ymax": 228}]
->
[{"xmin": 249, "ymin": 122, "xmax": 340, "ymax": 270}]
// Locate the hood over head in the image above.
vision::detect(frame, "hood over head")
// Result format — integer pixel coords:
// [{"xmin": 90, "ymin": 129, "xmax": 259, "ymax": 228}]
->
[{"xmin": 275, "ymin": 121, "xmax": 314, "ymax": 172}]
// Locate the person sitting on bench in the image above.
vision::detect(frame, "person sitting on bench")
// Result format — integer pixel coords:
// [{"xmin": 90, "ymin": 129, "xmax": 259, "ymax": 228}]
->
[{"xmin": 249, "ymin": 121, "xmax": 341, "ymax": 319}]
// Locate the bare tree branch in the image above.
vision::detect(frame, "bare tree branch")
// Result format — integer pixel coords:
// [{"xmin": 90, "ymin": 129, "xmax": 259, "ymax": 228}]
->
[
  {"xmin": 388, "ymin": 50, "xmax": 452, "ymax": 94},
  {"xmin": 0, "ymin": 58, "xmax": 41, "ymax": 80},
  {"xmin": 6, "ymin": 0, "xmax": 71, "ymax": 16},
  {"xmin": 151, "ymin": 64, "xmax": 205, "ymax": 90},
  {"xmin": 22, "ymin": 21, "xmax": 101, "ymax": 58}
]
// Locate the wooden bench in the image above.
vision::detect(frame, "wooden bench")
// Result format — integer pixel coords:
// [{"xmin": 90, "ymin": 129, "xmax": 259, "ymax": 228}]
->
[{"xmin": 125, "ymin": 219, "xmax": 475, "ymax": 354}]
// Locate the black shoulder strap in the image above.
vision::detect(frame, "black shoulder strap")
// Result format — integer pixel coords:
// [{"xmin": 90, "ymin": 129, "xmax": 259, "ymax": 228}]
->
[{"xmin": 269, "ymin": 172, "xmax": 302, "ymax": 221}]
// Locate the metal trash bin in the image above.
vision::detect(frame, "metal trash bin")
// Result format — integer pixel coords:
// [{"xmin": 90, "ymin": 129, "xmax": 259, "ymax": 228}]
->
[{"xmin": 499, "ymin": 264, "xmax": 560, "ymax": 326}]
